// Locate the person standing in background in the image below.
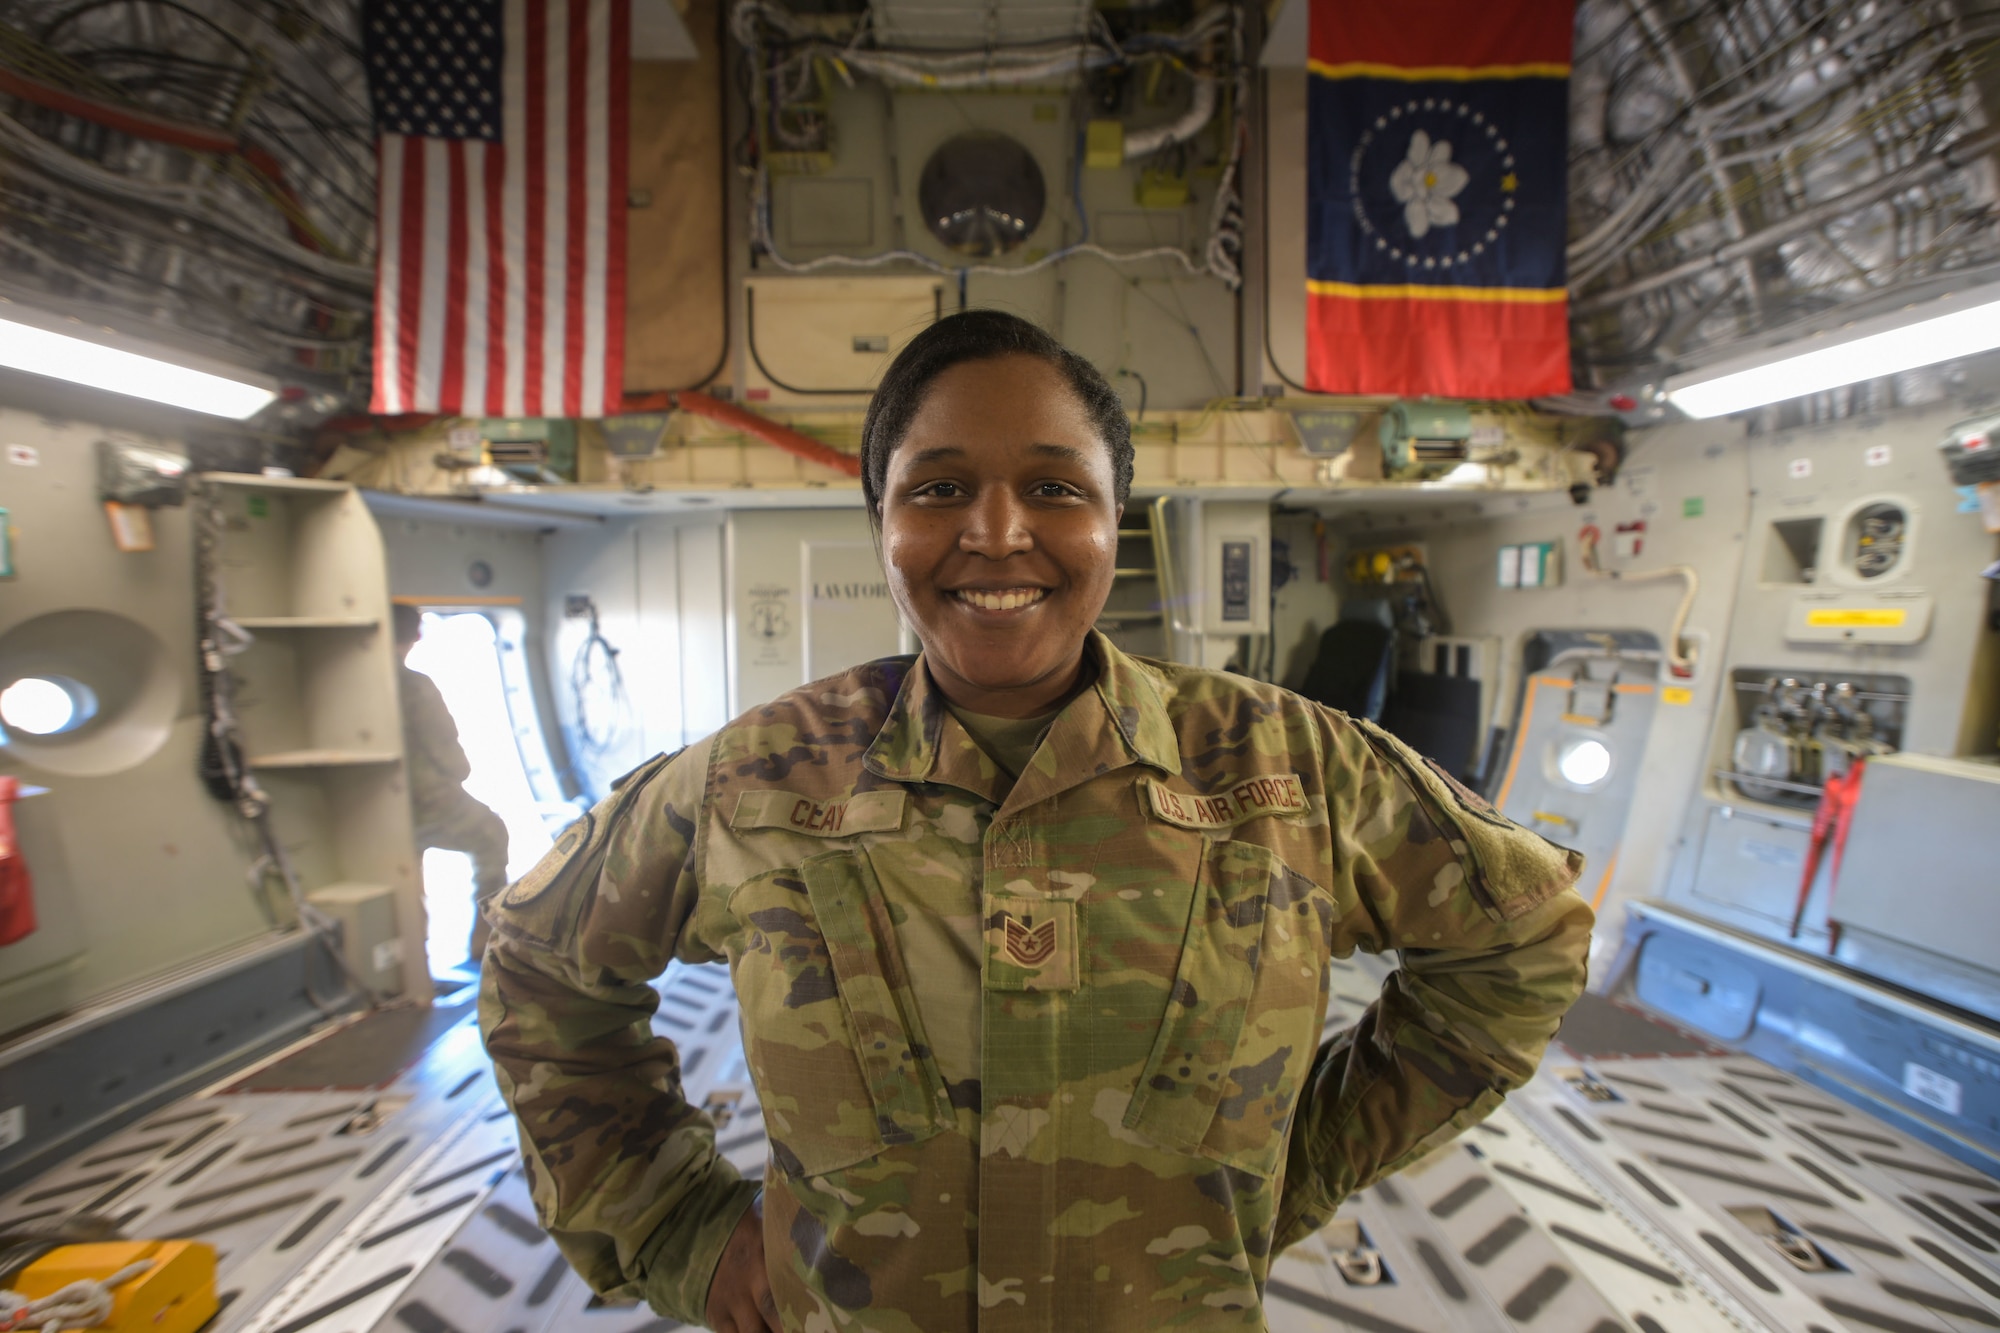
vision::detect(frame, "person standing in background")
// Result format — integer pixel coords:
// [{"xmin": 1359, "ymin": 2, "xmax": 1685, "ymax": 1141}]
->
[{"xmin": 395, "ymin": 604, "xmax": 510, "ymax": 964}]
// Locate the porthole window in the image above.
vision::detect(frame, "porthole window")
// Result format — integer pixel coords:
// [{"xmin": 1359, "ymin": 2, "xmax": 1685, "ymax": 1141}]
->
[
  {"xmin": 1555, "ymin": 735, "xmax": 1613, "ymax": 789},
  {"xmin": 0, "ymin": 675, "xmax": 98, "ymax": 736}
]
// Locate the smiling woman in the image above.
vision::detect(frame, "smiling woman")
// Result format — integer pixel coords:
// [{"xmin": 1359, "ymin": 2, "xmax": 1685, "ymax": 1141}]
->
[
  {"xmin": 479, "ymin": 311, "xmax": 1596, "ymax": 1333},
  {"xmin": 875, "ymin": 367, "xmax": 1121, "ymax": 719}
]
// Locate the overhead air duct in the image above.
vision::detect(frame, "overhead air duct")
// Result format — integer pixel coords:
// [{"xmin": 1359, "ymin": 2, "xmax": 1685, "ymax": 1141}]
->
[{"xmin": 919, "ymin": 133, "xmax": 1048, "ymax": 258}]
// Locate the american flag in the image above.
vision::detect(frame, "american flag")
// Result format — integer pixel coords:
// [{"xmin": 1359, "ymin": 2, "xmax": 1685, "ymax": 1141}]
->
[{"xmin": 364, "ymin": 0, "xmax": 628, "ymax": 417}]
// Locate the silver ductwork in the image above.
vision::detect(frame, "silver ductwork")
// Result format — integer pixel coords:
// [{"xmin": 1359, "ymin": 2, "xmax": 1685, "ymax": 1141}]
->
[{"xmin": 1568, "ymin": 0, "xmax": 2000, "ymax": 404}]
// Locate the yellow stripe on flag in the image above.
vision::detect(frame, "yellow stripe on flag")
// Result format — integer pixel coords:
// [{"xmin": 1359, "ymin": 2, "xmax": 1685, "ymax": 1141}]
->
[
  {"xmin": 1307, "ymin": 60, "xmax": 1571, "ymax": 82},
  {"xmin": 1308, "ymin": 280, "xmax": 1568, "ymax": 304}
]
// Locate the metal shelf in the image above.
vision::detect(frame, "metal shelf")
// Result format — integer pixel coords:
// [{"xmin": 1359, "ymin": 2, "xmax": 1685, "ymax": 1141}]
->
[
  {"xmin": 248, "ymin": 749, "xmax": 402, "ymax": 770},
  {"xmin": 198, "ymin": 471, "xmax": 349, "ymax": 495},
  {"xmin": 235, "ymin": 616, "xmax": 380, "ymax": 630}
]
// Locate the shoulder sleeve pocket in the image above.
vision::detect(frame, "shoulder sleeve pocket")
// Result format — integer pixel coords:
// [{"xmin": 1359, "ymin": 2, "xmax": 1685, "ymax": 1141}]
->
[
  {"xmin": 490, "ymin": 742, "xmax": 703, "ymax": 949},
  {"xmin": 1353, "ymin": 720, "xmax": 1583, "ymax": 922}
]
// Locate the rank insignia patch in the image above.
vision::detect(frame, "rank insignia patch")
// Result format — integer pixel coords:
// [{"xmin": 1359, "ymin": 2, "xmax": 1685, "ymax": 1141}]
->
[
  {"xmin": 1004, "ymin": 916, "xmax": 1058, "ymax": 966},
  {"xmin": 984, "ymin": 896, "xmax": 1078, "ymax": 992}
]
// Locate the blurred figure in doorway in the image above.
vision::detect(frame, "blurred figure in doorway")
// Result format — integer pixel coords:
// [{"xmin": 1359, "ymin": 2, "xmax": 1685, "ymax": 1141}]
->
[{"xmin": 396, "ymin": 604, "xmax": 510, "ymax": 965}]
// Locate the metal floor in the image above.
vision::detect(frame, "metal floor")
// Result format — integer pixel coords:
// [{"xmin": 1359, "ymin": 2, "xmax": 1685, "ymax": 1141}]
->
[{"xmin": 5, "ymin": 956, "xmax": 1998, "ymax": 1333}]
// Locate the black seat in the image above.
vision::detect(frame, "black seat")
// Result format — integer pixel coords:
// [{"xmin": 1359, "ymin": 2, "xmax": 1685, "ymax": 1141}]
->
[
  {"xmin": 1380, "ymin": 670, "xmax": 1484, "ymax": 781},
  {"xmin": 1297, "ymin": 620, "xmax": 1396, "ymax": 721}
]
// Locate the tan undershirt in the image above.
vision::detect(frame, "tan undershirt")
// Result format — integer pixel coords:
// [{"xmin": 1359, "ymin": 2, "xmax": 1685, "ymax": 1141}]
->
[{"xmin": 943, "ymin": 703, "xmax": 1057, "ymax": 785}]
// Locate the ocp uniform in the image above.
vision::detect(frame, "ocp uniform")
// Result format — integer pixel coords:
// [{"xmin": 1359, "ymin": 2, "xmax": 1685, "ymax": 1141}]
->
[{"xmin": 480, "ymin": 634, "xmax": 1592, "ymax": 1331}]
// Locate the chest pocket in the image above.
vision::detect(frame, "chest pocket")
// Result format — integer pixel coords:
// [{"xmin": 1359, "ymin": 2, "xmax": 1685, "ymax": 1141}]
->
[
  {"xmin": 728, "ymin": 849, "xmax": 950, "ymax": 1178},
  {"xmin": 1123, "ymin": 837, "xmax": 1332, "ymax": 1178}
]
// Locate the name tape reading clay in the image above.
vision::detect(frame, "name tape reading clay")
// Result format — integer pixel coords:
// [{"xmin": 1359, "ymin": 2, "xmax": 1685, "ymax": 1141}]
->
[{"xmin": 732, "ymin": 790, "xmax": 908, "ymax": 837}]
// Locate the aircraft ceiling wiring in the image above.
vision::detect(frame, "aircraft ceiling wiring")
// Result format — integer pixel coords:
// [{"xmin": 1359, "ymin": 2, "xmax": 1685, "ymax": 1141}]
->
[
  {"xmin": 0, "ymin": 0, "xmax": 374, "ymax": 399},
  {"xmin": 732, "ymin": 0, "xmax": 1245, "ymax": 290},
  {"xmin": 1568, "ymin": 0, "xmax": 2000, "ymax": 404}
]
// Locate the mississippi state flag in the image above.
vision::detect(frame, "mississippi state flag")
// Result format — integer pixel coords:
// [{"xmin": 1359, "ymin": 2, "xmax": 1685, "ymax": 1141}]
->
[{"xmin": 1306, "ymin": 1, "xmax": 1571, "ymax": 397}]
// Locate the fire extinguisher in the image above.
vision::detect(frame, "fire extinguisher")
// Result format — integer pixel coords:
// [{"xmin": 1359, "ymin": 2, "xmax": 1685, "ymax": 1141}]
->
[{"xmin": 0, "ymin": 775, "xmax": 35, "ymax": 946}]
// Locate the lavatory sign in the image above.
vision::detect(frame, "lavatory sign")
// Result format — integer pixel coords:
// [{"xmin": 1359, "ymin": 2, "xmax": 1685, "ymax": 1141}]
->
[{"xmin": 806, "ymin": 543, "xmax": 900, "ymax": 678}]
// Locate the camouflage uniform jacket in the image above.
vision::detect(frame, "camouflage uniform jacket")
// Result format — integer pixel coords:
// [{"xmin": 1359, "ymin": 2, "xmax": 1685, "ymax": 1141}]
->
[
  {"xmin": 399, "ymin": 665, "xmax": 473, "ymax": 816},
  {"xmin": 480, "ymin": 633, "xmax": 1592, "ymax": 1331}
]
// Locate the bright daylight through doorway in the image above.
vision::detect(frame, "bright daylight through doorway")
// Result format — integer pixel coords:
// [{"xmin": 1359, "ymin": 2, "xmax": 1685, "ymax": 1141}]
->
[{"xmin": 406, "ymin": 611, "xmax": 555, "ymax": 977}]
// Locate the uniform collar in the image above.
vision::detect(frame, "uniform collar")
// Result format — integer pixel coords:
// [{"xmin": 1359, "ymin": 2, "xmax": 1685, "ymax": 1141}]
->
[{"xmin": 864, "ymin": 631, "xmax": 1182, "ymax": 796}]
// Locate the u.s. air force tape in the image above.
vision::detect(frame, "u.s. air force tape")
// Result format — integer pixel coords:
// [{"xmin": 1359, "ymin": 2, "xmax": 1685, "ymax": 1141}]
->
[
  {"xmin": 729, "ymin": 789, "xmax": 908, "ymax": 837},
  {"xmin": 1143, "ymin": 774, "xmax": 1307, "ymax": 830}
]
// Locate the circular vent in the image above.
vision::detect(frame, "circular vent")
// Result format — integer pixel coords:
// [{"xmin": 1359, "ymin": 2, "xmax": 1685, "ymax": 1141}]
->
[
  {"xmin": 1847, "ymin": 501, "xmax": 1907, "ymax": 580},
  {"xmin": 918, "ymin": 133, "xmax": 1046, "ymax": 258}
]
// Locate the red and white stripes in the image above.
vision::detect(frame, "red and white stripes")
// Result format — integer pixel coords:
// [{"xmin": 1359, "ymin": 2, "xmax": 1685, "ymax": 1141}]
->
[{"xmin": 372, "ymin": 0, "xmax": 628, "ymax": 417}]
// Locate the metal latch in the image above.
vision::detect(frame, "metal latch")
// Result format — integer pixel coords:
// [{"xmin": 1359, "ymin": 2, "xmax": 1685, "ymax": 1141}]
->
[
  {"xmin": 1322, "ymin": 1219, "xmax": 1389, "ymax": 1286},
  {"xmin": 1726, "ymin": 1206, "xmax": 1840, "ymax": 1273},
  {"xmin": 701, "ymin": 1085, "xmax": 747, "ymax": 1131},
  {"xmin": 335, "ymin": 1096, "xmax": 410, "ymax": 1136},
  {"xmin": 1561, "ymin": 1068, "xmax": 1621, "ymax": 1104}
]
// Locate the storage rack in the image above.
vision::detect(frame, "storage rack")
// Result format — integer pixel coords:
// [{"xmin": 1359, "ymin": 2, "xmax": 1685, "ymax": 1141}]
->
[{"xmin": 200, "ymin": 473, "xmax": 427, "ymax": 1000}]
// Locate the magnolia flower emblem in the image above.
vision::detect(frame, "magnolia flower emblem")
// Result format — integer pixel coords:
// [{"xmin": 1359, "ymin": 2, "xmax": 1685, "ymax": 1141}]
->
[{"xmin": 1388, "ymin": 130, "xmax": 1469, "ymax": 238}]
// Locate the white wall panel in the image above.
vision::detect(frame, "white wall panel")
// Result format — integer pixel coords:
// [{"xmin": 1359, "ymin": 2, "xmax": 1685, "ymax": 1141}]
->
[
  {"xmin": 726, "ymin": 510, "xmax": 901, "ymax": 714},
  {"xmin": 675, "ymin": 520, "xmax": 731, "ymax": 742}
]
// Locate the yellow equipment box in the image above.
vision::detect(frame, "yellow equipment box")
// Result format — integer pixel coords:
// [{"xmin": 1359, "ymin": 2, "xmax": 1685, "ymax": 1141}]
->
[{"xmin": 8, "ymin": 1240, "xmax": 217, "ymax": 1333}]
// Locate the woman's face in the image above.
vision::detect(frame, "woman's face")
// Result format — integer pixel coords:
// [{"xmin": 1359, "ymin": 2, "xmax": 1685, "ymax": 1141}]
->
[{"xmin": 878, "ymin": 353, "xmax": 1123, "ymax": 718}]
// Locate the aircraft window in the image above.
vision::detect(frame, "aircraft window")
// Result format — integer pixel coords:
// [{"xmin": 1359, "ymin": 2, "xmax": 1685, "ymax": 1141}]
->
[
  {"xmin": 0, "ymin": 675, "xmax": 97, "ymax": 736},
  {"xmin": 1556, "ymin": 736, "xmax": 1613, "ymax": 789}
]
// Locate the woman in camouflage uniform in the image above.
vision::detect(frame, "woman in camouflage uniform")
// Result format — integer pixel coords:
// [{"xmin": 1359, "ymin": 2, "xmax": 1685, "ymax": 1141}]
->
[{"xmin": 480, "ymin": 311, "xmax": 1592, "ymax": 1332}]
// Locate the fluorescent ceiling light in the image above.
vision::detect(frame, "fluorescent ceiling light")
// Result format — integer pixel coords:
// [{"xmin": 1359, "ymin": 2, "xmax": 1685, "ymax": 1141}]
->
[
  {"xmin": 1665, "ymin": 279, "xmax": 2000, "ymax": 419},
  {"xmin": 0, "ymin": 313, "xmax": 276, "ymax": 419}
]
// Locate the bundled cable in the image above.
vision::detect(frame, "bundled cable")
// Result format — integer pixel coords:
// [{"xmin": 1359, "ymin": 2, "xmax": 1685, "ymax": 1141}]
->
[
  {"xmin": 0, "ymin": 1, "xmax": 373, "ymax": 382},
  {"xmin": 733, "ymin": 0, "xmax": 1246, "ymax": 289},
  {"xmin": 568, "ymin": 598, "xmax": 634, "ymax": 764},
  {"xmin": 1566, "ymin": 0, "xmax": 2000, "ymax": 388},
  {"xmin": 0, "ymin": 1259, "xmax": 151, "ymax": 1333},
  {"xmin": 1576, "ymin": 524, "xmax": 1699, "ymax": 675}
]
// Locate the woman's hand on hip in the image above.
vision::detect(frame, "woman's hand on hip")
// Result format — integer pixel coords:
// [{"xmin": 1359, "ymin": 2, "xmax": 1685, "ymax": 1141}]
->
[{"xmin": 705, "ymin": 1192, "xmax": 777, "ymax": 1332}]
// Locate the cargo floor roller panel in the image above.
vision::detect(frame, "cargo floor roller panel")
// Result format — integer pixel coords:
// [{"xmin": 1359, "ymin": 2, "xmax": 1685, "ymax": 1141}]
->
[{"xmin": 3, "ymin": 960, "xmax": 1994, "ymax": 1333}]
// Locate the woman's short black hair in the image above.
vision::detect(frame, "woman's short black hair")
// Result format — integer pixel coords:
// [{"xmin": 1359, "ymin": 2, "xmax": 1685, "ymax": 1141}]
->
[{"xmin": 860, "ymin": 309, "xmax": 1133, "ymax": 518}]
